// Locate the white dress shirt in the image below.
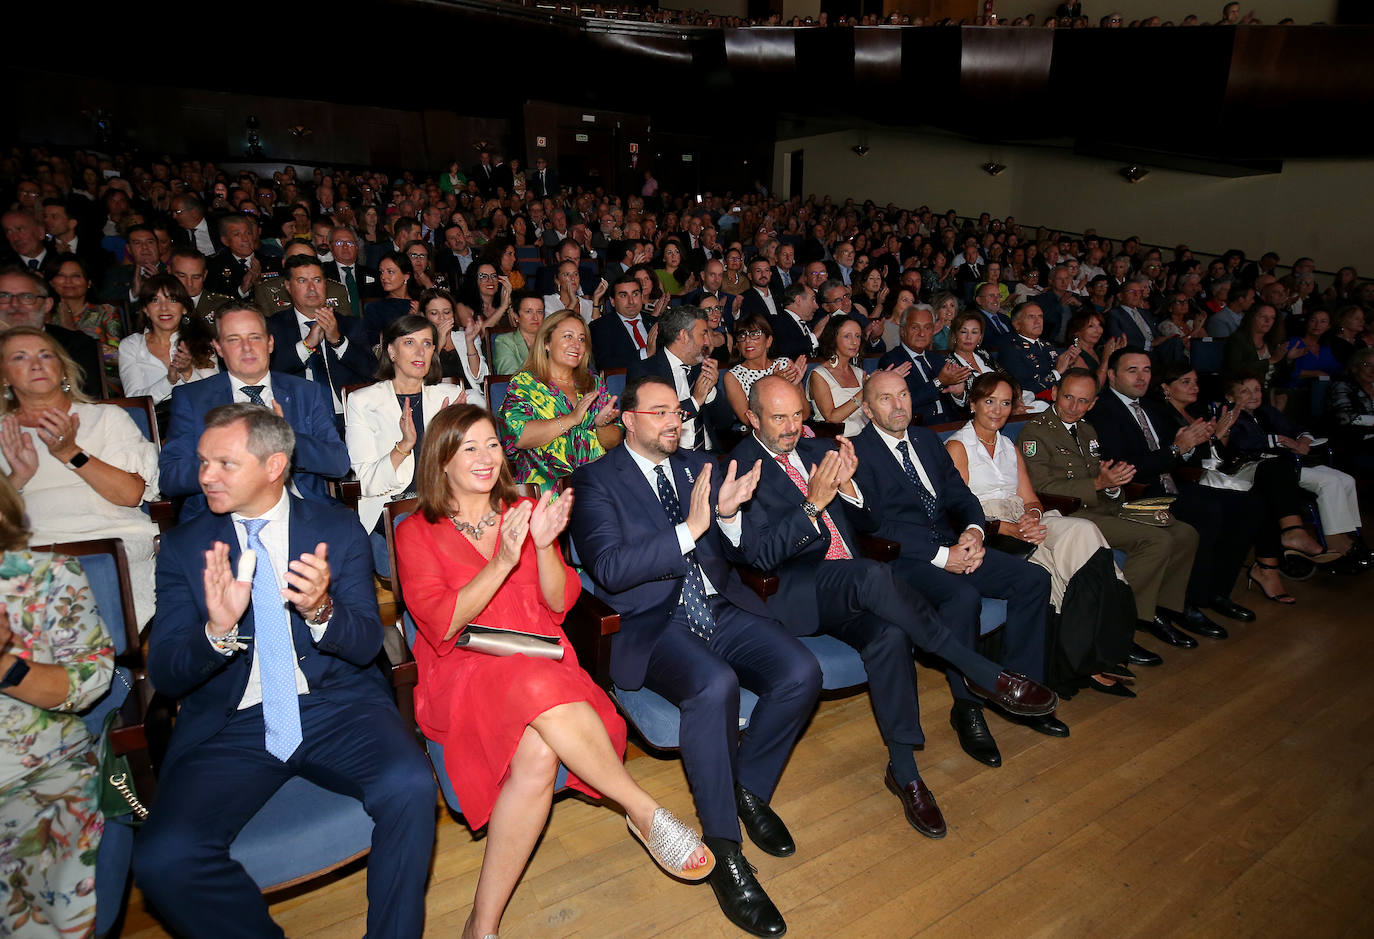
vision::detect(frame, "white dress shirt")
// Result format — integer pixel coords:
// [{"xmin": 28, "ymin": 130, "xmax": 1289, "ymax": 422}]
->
[
  {"xmin": 752, "ymin": 434, "xmax": 864, "ymax": 550},
  {"xmin": 229, "ymin": 372, "xmax": 277, "ymax": 407},
  {"xmin": 872, "ymin": 425, "xmax": 982, "ymax": 568},
  {"xmin": 617, "ymin": 314, "xmax": 651, "ymax": 360},
  {"xmin": 212, "ymin": 490, "xmax": 331, "ymax": 708},
  {"xmin": 664, "ymin": 348, "xmax": 715, "ymax": 450},
  {"xmin": 188, "ymin": 218, "xmax": 215, "ymax": 255},
  {"xmin": 624, "ymin": 446, "xmax": 742, "ymax": 597}
]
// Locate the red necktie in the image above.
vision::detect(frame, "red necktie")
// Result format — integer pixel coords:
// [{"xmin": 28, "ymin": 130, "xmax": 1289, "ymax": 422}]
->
[
  {"xmin": 628, "ymin": 318, "xmax": 645, "ymax": 350},
  {"xmin": 774, "ymin": 454, "xmax": 851, "ymax": 560}
]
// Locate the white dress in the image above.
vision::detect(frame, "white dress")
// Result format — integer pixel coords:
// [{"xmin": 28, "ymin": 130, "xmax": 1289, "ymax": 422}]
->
[
  {"xmin": 809, "ymin": 364, "xmax": 867, "ymax": 436},
  {"xmin": 950, "ymin": 422, "xmax": 1116, "ymax": 609},
  {"xmin": 0, "ymin": 403, "xmax": 161, "ymax": 627}
]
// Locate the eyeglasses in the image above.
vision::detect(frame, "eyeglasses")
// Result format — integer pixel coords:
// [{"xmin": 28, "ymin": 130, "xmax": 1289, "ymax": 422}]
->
[
  {"xmin": 333, "ymin": 240, "xmax": 357, "ymax": 248},
  {"xmin": 736, "ymin": 328, "xmax": 765, "ymax": 340},
  {"xmin": 475, "ymin": 273, "xmax": 498, "ymax": 281},
  {"xmin": 0, "ymin": 291, "xmax": 44, "ymax": 306},
  {"xmin": 407, "ymin": 252, "xmax": 428, "ymax": 259},
  {"xmin": 623, "ymin": 408, "xmax": 687, "ymax": 420}
]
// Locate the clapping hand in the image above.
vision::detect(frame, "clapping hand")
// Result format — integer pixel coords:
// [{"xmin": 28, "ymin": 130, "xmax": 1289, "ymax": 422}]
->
[
  {"xmin": 832, "ymin": 435, "xmax": 858, "ymax": 488},
  {"xmin": 805, "ymin": 449, "xmax": 843, "ymax": 511},
  {"xmin": 398, "ymin": 397, "xmax": 418, "ymax": 454},
  {"xmin": 693, "ymin": 358, "xmax": 718, "ymax": 403},
  {"xmin": 685, "ymin": 462, "xmax": 713, "ymax": 540},
  {"xmin": 494, "ymin": 501, "xmax": 533, "ymax": 568},
  {"xmin": 529, "ymin": 488, "xmax": 574, "ymax": 549},
  {"xmin": 1095, "ymin": 458, "xmax": 1136, "ymax": 490},
  {"xmin": 313, "ymin": 305, "xmax": 342, "ymax": 345},
  {"xmin": 937, "ymin": 359, "xmax": 973, "ymax": 387},
  {"xmin": 717, "ymin": 459, "xmax": 762, "ymax": 518},
  {"xmin": 1176, "ymin": 419, "xmax": 1212, "ymax": 452},
  {"xmin": 284, "ymin": 543, "xmax": 331, "ymax": 619},
  {"xmin": 0, "ymin": 415, "xmax": 39, "ymax": 489},
  {"xmin": 203, "ymin": 541, "xmax": 253, "ymax": 637},
  {"xmin": 1055, "ymin": 344, "xmax": 1081, "ymax": 372},
  {"xmin": 34, "ymin": 408, "xmax": 80, "ymax": 464},
  {"xmin": 1214, "ymin": 404, "xmax": 1238, "ymax": 438},
  {"xmin": 883, "ymin": 360, "xmax": 913, "ymax": 378}
]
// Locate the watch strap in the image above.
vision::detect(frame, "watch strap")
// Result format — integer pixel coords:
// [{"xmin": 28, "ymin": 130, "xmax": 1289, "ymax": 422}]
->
[{"xmin": 1, "ymin": 657, "xmax": 30, "ymax": 689}]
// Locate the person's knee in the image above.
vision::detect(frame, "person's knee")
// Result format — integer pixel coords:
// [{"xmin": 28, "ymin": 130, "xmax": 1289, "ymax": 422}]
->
[
  {"xmin": 689, "ymin": 664, "xmax": 741, "ymax": 711},
  {"xmin": 783, "ymin": 646, "xmax": 823, "ymax": 698},
  {"xmin": 133, "ymin": 818, "xmax": 200, "ymax": 896},
  {"xmin": 859, "ymin": 622, "xmax": 910, "ymax": 662},
  {"xmin": 369, "ymin": 748, "xmax": 438, "ymax": 811},
  {"xmin": 509, "ymin": 731, "xmax": 560, "ymax": 791}
]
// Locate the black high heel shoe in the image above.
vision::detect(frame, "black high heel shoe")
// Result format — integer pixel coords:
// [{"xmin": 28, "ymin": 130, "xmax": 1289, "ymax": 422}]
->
[{"xmin": 1247, "ymin": 559, "xmax": 1296, "ymax": 604}]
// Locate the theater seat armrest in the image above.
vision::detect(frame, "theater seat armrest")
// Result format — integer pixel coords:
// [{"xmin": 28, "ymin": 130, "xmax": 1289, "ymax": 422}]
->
[
  {"xmin": 147, "ymin": 499, "xmax": 177, "ymax": 532},
  {"xmin": 857, "ymin": 534, "xmax": 900, "ymax": 562},
  {"xmin": 1038, "ymin": 493, "xmax": 1083, "ymax": 515},
  {"xmin": 565, "ymin": 593, "xmax": 621, "ymax": 686},
  {"xmin": 735, "ymin": 565, "xmax": 779, "ymax": 599},
  {"xmin": 334, "ymin": 477, "xmax": 362, "ymax": 513},
  {"xmin": 1177, "ymin": 466, "xmax": 1202, "ymax": 484}
]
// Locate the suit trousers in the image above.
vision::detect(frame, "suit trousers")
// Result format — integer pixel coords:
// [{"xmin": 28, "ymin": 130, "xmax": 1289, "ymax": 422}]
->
[
  {"xmin": 134, "ymin": 685, "xmax": 437, "ymax": 939},
  {"xmin": 1170, "ymin": 484, "xmax": 1263, "ymax": 603},
  {"xmin": 1084, "ymin": 508, "xmax": 1198, "ymax": 620},
  {"xmin": 812, "ymin": 560, "xmax": 1004, "ymax": 742},
  {"xmin": 643, "ymin": 597, "xmax": 821, "ymax": 842},
  {"xmin": 891, "ymin": 550, "xmax": 1050, "ymax": 702}
]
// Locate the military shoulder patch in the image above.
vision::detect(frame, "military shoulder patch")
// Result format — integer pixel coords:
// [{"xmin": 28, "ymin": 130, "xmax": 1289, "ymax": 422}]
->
[{"xmin": 1022, "ymin": 440, "xmax": 1037, "ymax": 457}]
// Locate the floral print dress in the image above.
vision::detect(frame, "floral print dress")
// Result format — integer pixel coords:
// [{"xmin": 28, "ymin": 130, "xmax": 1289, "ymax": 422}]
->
[
  {"xmin": 0, "ymin": 552, "xmax": 114, "ymax": 938},
  {"xmin": 499, "ymin": 371, "xmax": 613, "ymax": 491}
]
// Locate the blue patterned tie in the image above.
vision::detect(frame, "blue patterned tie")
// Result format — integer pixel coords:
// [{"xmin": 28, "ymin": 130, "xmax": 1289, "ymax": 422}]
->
[
  {"xmin": 241, "ymin": 385, "xmax": 267, "ymax": 407},
  {"xmin": 896, "ymin": 440, "xmax": 940, "ymax": 519},
  {"xmin": 654, "ymin": 466, "xmax": 715, "ymax": 640},
  {"xmin": 240, "ymin": 518, "xmax": 302, "ymax": 762}
]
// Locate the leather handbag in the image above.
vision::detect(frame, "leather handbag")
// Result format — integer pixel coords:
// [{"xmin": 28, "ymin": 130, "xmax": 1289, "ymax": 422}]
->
[
  {"xmin": 456, "ymin": 624, "xmax": 565, "ymax": 661},
  {"xmin": 1118, "ymin": 496, "xmax": 1176, "ymax": 528},
  {"xmin": 99, "ymin": 672, "xmax": 148, "ymax": 824}
]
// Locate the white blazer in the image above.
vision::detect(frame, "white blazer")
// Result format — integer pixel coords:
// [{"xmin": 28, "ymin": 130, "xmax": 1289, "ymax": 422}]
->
[{"xmin": 343, "ymin": 379, "xmax": 482, "ymax": 532}]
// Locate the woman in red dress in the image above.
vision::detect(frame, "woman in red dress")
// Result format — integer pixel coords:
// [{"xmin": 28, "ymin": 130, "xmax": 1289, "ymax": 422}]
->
[{"xmin": 395, "ymin": 405, "xmax": 712, "ymax": 939}]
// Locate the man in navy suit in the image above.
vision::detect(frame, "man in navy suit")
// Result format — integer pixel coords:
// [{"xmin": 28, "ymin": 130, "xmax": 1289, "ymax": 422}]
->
[
  {"xmin": 1106, "ymin": 280, "xmax": 1158, "ymax": 352},
  {"xmin": 878, "ymin": 306, "xmax": 970, "ymax": 424},
  {"xmin": 970, "ymin": 282, "xmax": 1018, "ymax": 360},
  {"xmin": 683, "ymin": 259, "xmax": 739, "ymax": 327},
  {"xmin": 160, "ymin": 303, "xmax": 349, "ymax": 521},
  {"xmin": 850, "ymin": 371, "xmax": 1064, "ymax": 768},
  {"xmin": 268, "ymin": 254, "xmax": 376, "ymax": 422},
  {"xmin": 589, "ymin": 275, "xmax": 656, "ymax": 370},
  {"xmin": 766, "ymin": 283, "xmax": 823, "ymax": 361},
  {"xmin": 628, "ymin": 305, "xmax": 723, "ymax": 452},
  {"xmin": 1088, "ymin": 348, "xmax": 1259, "ymax": 631},
  {"xmin": 134, "ymin": 404, "xmax": 435, "ymax": 938},
  {"xmin": 731, "ymin": 377, "xmax": 1058, "ymax": 835},
  {"xmin": 571, "ymin": 376, "xmax": 819, "ymax": 938}
]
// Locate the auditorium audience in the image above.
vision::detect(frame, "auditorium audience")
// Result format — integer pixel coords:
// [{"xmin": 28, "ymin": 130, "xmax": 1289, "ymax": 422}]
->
[
  {"xmin": 722, "ymin": 313, "xmax": 806, "ymax": 427},
  {"xmin": 46, "ymin": 254, "xmax": 123, "ymax": 392},
  {"xmin": 0, "ymin": 475, "xmax": 114, "ymax": 939},
  {"xmin": 419, "ymin": 286, "xmax": 490, "ymax": 390}
]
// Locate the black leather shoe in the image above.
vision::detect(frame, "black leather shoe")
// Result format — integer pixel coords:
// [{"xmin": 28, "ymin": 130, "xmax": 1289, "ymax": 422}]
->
[
  {"xmin": 884, "ymin": 765, "xmax": 947, "ymax": 839},
  {"xmin": 1174, "ymin": 606, "xmax": 1228, "ymax": 639},
  {"xmin": 1089, "ymin": 676, "xmax": 1138, "ymax": 698},
  {"xmin": 1206, "ymin": 595, "xmax": 1256, "ymax": 622},
  {"xmin": 1140, "ymin": 615, "xmax": 1198, "ymax": 649},
  {"xmin": 1126, "ymin": 642, "xmax": 1163, "ymax": 667},
  {"xmin": 735, "ymin": 785, "xmax": 795, "ymax": 858},
  {"xmin": 707, "ymin": 846, "xmax": 787, "ymax": 938},
  {"xmin": 1022, "ymin": 713, "xmax": 1070, "ymax": 737},
  {"xmin": 950, "ymin": 701, "xmax": 1002, "ymax": 767}
]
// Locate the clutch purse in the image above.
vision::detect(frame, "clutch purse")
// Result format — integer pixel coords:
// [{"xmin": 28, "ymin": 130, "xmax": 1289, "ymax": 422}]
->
[
  {"xmin": 985, "ymin": 532, "xmax": 1038, "ymax": 560},
  {"xmin": 1118, "ymin": 496, "xmax": 1176, "ymax": 527},
  {"xmin": 456, "ymin": 624, "xmax": 565, "ymax": 661}
]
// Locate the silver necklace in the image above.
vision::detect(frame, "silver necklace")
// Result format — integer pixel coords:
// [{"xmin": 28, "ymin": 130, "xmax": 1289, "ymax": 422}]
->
[{"xmin": 449, "ymin": 509, "xmax": 499, "ymax": 540}]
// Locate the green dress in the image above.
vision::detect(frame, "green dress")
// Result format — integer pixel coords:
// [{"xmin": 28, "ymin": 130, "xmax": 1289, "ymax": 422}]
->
[{"xmin": 499, "ymin": 371, "xmax": 613, "ymax": 491}]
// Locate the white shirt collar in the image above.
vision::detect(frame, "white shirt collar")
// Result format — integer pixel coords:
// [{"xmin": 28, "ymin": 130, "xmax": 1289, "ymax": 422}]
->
[
  {"xmin": 229, "ymin": 371, "xmax": 274, "ymax": 398},
  {"xmin": 1110, "ymin": 386, "xmax": 1140, "ymax": 408},
  {"xmin": 232, "ymin": 487, "xmax": 291, "ymax": 525},
  {"xmin": 874, "ymin": 423, "xmax": 910, "ymax": 460},
  {"xmin": 625, "ymin": 443, "xmax": 675, "ymax": 492},
  {"xmin": 664, "ymin": 347, "xmax": 688, "ymax": 372}
]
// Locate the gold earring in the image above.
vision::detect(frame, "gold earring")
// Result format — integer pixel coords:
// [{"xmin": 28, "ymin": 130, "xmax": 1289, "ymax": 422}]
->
[{"xmin": 60, "ymin": 377, "xmax": 71, "ymax": 393}]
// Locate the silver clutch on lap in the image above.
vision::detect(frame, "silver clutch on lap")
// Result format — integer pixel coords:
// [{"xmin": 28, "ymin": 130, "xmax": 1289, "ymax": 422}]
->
[{"xmin": 456, "ymin": 624, "xmax": 565, "ymax": 660}]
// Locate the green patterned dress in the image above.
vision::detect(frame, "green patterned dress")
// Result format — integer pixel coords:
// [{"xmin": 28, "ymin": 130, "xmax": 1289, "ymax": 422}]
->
[
  {"xmin": 499, "ymin": 371, "xmax": 613, "ymax": 491},
  {"xmin": 0, "ymin": 552, "xmax": 114, "ymax": 938}
]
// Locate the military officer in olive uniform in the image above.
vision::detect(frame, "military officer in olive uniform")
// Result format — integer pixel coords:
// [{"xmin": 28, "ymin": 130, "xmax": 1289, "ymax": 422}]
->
[
  {"xmin": 253, "ymin": 242, "xmax": 351, "ymax": 315},
  {"xmin": 1019, "ymin": 368, "xmax": 1200, "ymax": 663},
  {"xmin": 1000, "ymin": 302, "xmax": 1081, "ymax": 398}
]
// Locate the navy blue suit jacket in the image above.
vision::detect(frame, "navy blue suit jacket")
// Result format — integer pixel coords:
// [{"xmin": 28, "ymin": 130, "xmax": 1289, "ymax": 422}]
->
[
  {"xmin": 149, "ymin": 496, "xmax": 388, "ymax": 769},
  {"xmin": 569, "ymin": 445, "xmax": 772, "ymax": 690},
  {"xmin": 1086, "ymin": 390, "xmax": 1182, "ymax": 496},
  {"xmin": 849, "ymin": 423, "xmax": 986, "ymax": 564},
  {"xmin": 877, "ymin": 344, "xmax": 958, "ymax": 424},
  {"xmin": 728, "ymin": 435, "xmax": 877, "ymax": 637},
  {"xmin": 765, "ymin": 308, "xmax": 817, "ymax": 362},
  {"xmin": 159, "ymin": 371, "xmax": 349, "ymax": 520},
  {"xmin": 589, "ymin": 311, "xmax": 657, "ymax": 371},
  {"xmin": 627, "ymin": 349, "xmax": 728, "ymax": 449},
  {"xmin": 268, "ymin": 308, "xmax": 376, "ymax": 402},
  {"xmin": 1106, "ymin": 305, "xmax": 1154, "ymax": 350}
]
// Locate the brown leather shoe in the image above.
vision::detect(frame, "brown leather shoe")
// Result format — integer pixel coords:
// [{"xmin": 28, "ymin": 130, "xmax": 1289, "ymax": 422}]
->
[
  {"xmin": 966, "ymin": 671, "xmax": 1059, "ymax": 717},
  {"xmin": 884, "ymin": 764, "xmax": 946, "ymax": 839}
]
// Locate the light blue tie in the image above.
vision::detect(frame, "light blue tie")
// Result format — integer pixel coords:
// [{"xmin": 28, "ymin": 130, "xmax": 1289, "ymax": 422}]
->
[{"xmin": 240, "ymin": 518, "xmax": 302, "ymax": 762}]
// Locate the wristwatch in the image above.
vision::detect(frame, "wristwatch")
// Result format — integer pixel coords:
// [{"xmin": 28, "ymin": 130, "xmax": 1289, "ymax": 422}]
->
[
  {"xmin": 0, "ymin": 658, "xmax": 30, "ymax": 690},
  {"xmin": 1169, "ymin": 444, "xmax": 1182, "ymax": 459},
  {"xmin": 64, "ymin": 450, "xmax": 91, "ymax": 471},
  {"xmin": 307, "ymin": 596, "xmax": 334, "ymax": 626},
  {"xmin": 801, "ymin": 500, "xmax": 822, "ymax": 519}
]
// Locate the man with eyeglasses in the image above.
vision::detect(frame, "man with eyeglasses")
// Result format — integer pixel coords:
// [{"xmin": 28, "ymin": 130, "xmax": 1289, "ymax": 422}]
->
[
  {"xmin": 252, "ymin": 241, "xmax": 352, "ymax": 315},
  {"xmin": 205, "ymin": 216, "xmax": 282, "ymax": 300},
  {"xmin": 0, "ymin": 266, "xmax": 103, "ymax": 398},
  {"xmin": 571, "ymin": 375, "xmax": 818, "ymax": 938},
  {"xmin": 321, "ymin": 225, "xmax": 378, "ymax": 317},
  {"xmin": 170, "ymin": 193, "xmax": 215, "ymax": 256}
]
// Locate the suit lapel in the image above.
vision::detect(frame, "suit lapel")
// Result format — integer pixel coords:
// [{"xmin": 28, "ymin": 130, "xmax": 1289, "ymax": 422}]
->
[{"xmin": 615, "ymin": 446, "xmax": 667, "ymax": 526}]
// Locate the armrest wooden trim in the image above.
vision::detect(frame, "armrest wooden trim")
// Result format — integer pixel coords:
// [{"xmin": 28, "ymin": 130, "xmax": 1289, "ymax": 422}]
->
[
  {"xmin": 565, "ymin": 593, "xmax": 621, "ymax": 687},
  {"xmin": 857, "ymin": 534, "xmax": 899, "ymax": 562},
  {"xmin": 1037, "ymin": 493, "xmax": 1083, "ymax": 515},
  {"xmin": 736, "ymin": 565, "xmax": 779, "ymax": 599}
]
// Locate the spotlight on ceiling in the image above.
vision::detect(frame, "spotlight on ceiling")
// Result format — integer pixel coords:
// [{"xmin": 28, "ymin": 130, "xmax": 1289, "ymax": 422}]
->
[
  {"xmin": 982, "ymin": 162, "xmax": 1007, "ymax": 176},
  {"xmin": 851, "ymin": 145, "xmax": 871, "ymax": 157},
  {"xmin": 1119, "ymin": 164, "xmax": 1150, "ymax": 183}
]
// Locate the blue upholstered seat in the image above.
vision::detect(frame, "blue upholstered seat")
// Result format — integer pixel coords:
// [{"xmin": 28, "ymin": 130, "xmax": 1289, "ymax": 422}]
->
[
  {"xmin": 229, "ymin": 777, "xmax": 375, "ymax": 890},
  {"xmin": 489, "ymin": 376, "xmax": 511, "ymax": 413}
]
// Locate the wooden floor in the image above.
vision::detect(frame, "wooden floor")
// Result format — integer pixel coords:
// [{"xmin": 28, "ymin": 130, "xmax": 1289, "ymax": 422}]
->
[{"xmin": 120, "ymin": 565, "xmax": 1374, "ymax": 938}]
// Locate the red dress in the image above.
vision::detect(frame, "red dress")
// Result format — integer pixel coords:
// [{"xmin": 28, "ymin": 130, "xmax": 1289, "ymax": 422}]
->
[{"xmin": 395, "ymin": 499, "xmax": 626, "ymax": 829}]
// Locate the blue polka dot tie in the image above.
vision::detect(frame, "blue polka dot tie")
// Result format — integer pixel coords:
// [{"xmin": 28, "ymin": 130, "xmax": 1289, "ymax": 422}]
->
[
  {"xmin": 654, "ymin": 466, "xmax": 715, "ymax": 641},
  {"xmin": 896, "ymin": 440, "xmax": 940, "ymax": 519},
  {"xmin": 240, "ymin": 518, "xmax": 303, "ymax": 762}
]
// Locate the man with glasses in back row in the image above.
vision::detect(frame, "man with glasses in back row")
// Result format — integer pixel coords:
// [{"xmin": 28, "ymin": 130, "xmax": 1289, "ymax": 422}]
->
[{"xmin": 0, "ymin": 266, "xmax": 103, "ymax": 398}]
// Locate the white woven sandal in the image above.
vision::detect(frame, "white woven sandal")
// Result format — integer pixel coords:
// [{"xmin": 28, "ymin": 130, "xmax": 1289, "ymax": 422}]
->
[{"xmin": 626, "ymin": 807, "xmax": 715, "ymax": 881}]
